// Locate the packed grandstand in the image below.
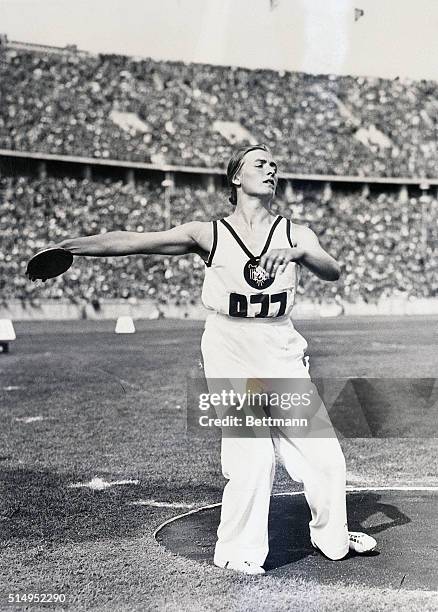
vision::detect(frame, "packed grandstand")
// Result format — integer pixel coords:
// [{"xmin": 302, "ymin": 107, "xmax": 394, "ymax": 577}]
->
[{"xmin": 1, "ymin": 43, "xmax": 437, "ymax": 309}]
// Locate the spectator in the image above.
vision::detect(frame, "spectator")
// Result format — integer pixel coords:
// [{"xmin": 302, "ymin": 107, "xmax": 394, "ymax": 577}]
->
[
  {"xmin": 1, "ymin": 47, "xmax": 437, "ymax": 176},
  {"xmin": 1, "ymin": 176, "xmax": 435, "ymax": 307}
]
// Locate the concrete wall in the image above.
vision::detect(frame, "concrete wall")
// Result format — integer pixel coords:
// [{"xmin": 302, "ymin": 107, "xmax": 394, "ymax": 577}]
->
[{"xmin": 1, "ymin": 297, "xmax": 437, "ymax": 321}]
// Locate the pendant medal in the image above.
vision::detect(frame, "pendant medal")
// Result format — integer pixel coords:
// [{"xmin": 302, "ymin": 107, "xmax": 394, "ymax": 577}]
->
[{"xmin": 243, "ymin": 257, "xmax": 274, "ymax": 290}]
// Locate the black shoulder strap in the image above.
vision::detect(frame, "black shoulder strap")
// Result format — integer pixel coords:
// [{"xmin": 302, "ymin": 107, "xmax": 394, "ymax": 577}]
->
[
  {"xmin": 220, "ymin": 218, "xmax": 254, "ymax": 259},
  {"xmin": 286, "ymin": 218, "xmax": 297, "ymax": 248},
  {"xmin": 259, "ymin": 215, "xmax": 282, "ymax": 257},
  {"xmin": 205, "ymin": 220, "xmax": 218, "ymax": 267}
]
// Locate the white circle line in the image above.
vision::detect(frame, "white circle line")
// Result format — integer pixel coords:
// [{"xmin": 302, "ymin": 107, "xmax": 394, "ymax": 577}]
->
[
  {"xmin": 153, "ymin": 502, "xmax": 222, "ymax": 539},
  {"xmin": 345, "ymin": 486, "xmax": 438, "ymax": 491},
  {"xmin": 153, "ymin": 486, "xmax": 438, "ymax": 540}
]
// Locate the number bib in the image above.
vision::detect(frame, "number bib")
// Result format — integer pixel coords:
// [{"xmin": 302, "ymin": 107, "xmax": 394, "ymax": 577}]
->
[{"xmin": 229, "ymin": 290, "xmax": 289, "ymax": 318}]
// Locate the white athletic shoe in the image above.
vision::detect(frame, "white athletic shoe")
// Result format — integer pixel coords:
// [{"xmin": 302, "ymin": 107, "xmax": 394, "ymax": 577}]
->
[
  {"xmin": 214, "ymin": 558, "xmax": 265, "ymax": 575},
  {"xmin": 311, "ymin": 531, "xmax": 377, "ymax": 557},
  {"xmin": 348, "ymin": 531, "xmax": 377, "ymax": 554}
]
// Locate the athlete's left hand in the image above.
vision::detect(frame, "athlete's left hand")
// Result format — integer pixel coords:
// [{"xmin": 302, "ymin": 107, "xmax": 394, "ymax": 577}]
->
[{"xmin": 259, "ymin": 247, "xmax": 305, "ymax": 277}]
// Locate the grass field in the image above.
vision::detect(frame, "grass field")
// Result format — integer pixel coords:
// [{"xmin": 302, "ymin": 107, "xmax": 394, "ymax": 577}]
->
[{"xmin": 0, "ymin": 316, "xmax": 437, "ymax": 611}]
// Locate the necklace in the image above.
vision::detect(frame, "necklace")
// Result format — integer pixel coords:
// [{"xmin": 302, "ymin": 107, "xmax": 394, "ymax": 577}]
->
[{"xmin": 220, "ymin": 216, "xmax": 282, "ymax": 289}]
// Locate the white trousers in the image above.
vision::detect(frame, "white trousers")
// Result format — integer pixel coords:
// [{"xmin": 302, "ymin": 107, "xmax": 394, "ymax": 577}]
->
[{"xmin": 201, "ymin": 313, "xmax": 349, "ymax": 565}]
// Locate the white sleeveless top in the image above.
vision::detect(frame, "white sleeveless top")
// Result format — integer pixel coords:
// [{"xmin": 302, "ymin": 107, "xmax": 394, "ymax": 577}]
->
[{"xmin": 201, "ymin": 215, "xmax": 298, "ymax": 319}]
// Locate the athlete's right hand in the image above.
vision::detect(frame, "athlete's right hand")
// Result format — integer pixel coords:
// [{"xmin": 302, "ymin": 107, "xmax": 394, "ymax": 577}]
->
[{"xmin": 259, "ymin": 247, "xmax": 305, "ymax": 277}]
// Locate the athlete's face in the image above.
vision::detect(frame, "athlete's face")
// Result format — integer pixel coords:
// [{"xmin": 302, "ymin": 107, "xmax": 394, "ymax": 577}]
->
[{"xmin": 233, "ymin": 150, "xmax": 278, "ymax": 199}]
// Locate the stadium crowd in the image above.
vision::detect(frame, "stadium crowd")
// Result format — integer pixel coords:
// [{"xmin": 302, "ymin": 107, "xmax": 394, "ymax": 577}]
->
[
  {"xmin": 1, "ymin": 176, "xmax": 435, "ymax": 309},
  {"xmin": 1, "ymin": 44, "xmax": 436, "ymax": 310},
  {"xmin": 1, "ymin": 47, "xmax": 438, "ymax": 177}
]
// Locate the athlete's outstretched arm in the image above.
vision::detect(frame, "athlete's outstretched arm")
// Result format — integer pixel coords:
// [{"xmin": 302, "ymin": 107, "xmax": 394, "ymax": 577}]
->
[
  {"xmin": 57, "ymin": 222, "xmax": 206, "ymax": 257},
  {"xmin": 294, "ymin": 225, "xmax": 341, "ymax": 281},
  {"xmin": 259, "ymin": 225, "xmax": 341, "ymax": 281}
]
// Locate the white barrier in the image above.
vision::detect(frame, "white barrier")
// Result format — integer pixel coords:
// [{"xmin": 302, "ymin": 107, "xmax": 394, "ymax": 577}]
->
[
  {"xmin": 0, "ymin": 319, "xmax": 16, "ymax": 353},
  {"xmin": 115, "ymin": 316, "xmax": 136, "ymax": 334},
  {"xmin": 0, "ymin": 297, "xmax": 437, "ymax": 321}
]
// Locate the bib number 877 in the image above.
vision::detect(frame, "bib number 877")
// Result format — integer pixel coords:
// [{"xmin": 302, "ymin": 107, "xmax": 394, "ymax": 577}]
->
[{"xmin": 229, "ymin": 292, "xmax": 287, "ymax": 318}]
